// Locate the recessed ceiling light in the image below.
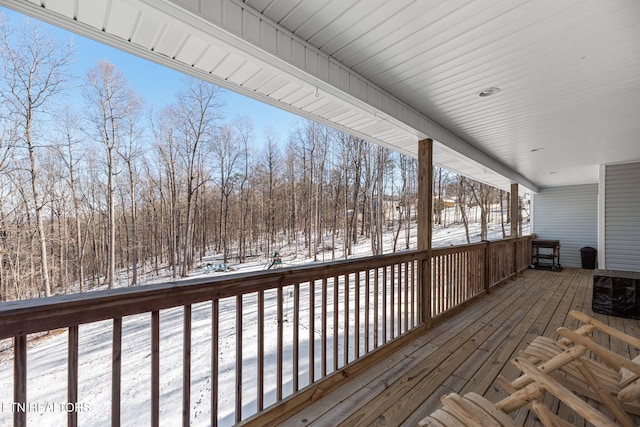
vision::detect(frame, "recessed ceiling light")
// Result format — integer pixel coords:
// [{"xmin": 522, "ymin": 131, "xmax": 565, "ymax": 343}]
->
[{"xmin": 478, "ymin": 87, "xmax": 500, "ymax": 97}]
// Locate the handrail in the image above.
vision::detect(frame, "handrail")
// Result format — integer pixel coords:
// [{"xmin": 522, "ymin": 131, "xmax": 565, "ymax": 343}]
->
[{"xmin": 0, "ymin": 251, "xmax": 425, "ymax": 338}]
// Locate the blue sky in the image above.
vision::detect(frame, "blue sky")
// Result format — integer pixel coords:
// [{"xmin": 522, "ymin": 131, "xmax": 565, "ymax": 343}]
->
[{"xmin": 0, "ymin": 6, "xmax": 300, "ymax": 146}]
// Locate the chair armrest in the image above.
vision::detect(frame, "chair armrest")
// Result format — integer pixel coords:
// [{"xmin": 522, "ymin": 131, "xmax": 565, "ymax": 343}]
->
[
  {"xmin": 569, "ymin": 310, "xmax": 640, "ymax": 349},
  {"xmin": 557, "ymin": 327, "xmax": 640, "ymax": 377}
]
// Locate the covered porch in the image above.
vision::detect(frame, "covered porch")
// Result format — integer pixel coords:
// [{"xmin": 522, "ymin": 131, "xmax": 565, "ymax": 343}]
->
[{"xmin": 0, "ymin": 1, "xmax": 639, "ymax": 426}]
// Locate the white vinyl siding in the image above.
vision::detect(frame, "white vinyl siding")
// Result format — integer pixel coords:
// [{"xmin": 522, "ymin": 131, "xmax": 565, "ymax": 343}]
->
[
  {"xmin": 605, "ymin": 162, "xmax": 640, "ymax": 271},
  {"xmin": 532, "ymin": 185, "xmax": 598, "ymax": 268}
]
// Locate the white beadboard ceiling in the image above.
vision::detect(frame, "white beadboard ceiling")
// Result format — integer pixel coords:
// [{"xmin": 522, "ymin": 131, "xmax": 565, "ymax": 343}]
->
[{"xmin": 2, "ymin": 0, "xmax": 640, "ymax": 193}]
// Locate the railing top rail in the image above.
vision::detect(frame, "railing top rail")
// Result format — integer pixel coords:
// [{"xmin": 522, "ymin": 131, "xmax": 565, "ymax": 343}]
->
[
  {"xmin": 432, "ymin": 235, "xmax": 533, "ymax": 256},
  {"xmin": 0, "ymin": 250, "xmax": 427, "ymax": 339}
]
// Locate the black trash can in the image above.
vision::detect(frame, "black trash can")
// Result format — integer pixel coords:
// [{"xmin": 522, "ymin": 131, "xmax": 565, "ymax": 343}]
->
[{"xmin": 580, "ymin": 246, "xmax": 597, "ymax": 269}]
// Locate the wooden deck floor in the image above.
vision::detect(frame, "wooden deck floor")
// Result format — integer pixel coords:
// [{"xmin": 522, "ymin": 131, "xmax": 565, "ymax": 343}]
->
[{"xmin": 278, "ymin": 267, "xmax": 640, "ymax": 427}]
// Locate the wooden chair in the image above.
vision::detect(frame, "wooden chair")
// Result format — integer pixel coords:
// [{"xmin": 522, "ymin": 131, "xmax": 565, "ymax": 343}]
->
[
  {"xmin": 420, "ymin": 357, "xmax": 617, "ymax": 426},
  {"xmin": 498, "ymin": 310, "xmax": 640, "ymax": 426}
]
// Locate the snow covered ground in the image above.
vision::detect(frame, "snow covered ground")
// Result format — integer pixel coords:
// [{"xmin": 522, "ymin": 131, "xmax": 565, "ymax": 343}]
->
[{"xmin": 0, "ymin": 218, "xmax": 530, "ymax": 427}]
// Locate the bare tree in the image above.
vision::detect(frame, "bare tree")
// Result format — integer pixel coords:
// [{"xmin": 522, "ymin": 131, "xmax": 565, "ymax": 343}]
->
[
  {"xmin": 467, "ymin": 181, "xmax": 496, "ymax": 241},
  {"xmin": 172, "ymin": 78, "xmax": 222, "ymax": 276},
  {"xmin": 152, "ymin": 111, "xmax": 181, "ymax": 277},
  {"xmin": 369, "ymin": 145, "xmax": 389, "ymax": 255},
  {"xmin": 456, "ymin": 176, "xmax": 472, "ymax": 244},
  {"xmin": 212, "ymin": 124, "xmax": 243, "ymax": 263},
  {"xmin": 261, "ymin": 128, "xmax": 280, "ymax": 255},
  {"xmin": 56, "ymin": 110, "xmax": 89, "ymax": 291},
  {"xmin": 118, "ymin": 97, "xmax": 144, "ymax": 286},
  {"xmin": 339, "ymin": 132, "xmax": 364, "ymax": 257},
  {"xmin": 233, "ymin": 116, "xmax": 254, "ymax": 263},
  {"xmin": 0, "ymin": 17, "xmax": 72, "ymax": 296},
  {"xmin": 84, "ymin": 60, "xmax": 141, "ymax": 288},
  {"xmin": 394, "ymin": 153, "xmax": 416, "ymax": 252}
]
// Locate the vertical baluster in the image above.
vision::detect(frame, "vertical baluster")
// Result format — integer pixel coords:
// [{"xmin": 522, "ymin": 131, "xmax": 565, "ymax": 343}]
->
[
  {"xmin": 374, "ymin": 268, "xmax": 379, "ymax": 348},
  {"xmin": 431, "ymin": 257, "xmax": 435, "ymax": 317},
  {"xmin": 415, "ymin": 259, "xmax": 419, "ymax": 326},
  {"xmin": 451, "ymin": 253, "xmax": 455, "ymax": 307},
  {"xmin": 14, "ymin": 334, "xmax": 26, "ymax": 427},
  {"xmin": 257, "ymin": 291, "xmax": 264, "ymax": 411},
  {"xmin": 390, "ymin": 264, "xmax": 395, "ymax": 340},
  {"xmin": 309, "ymin": 280, "xmax": 315, "ymax": 384},
  {"xmin": 459, "ymin": 252, "xmax": 463, "ymax": 300},
  {"xmin": 408, "ymin": 261, "xmax": 417, "ymax": 329},
  {"xmin": 112, "ymin": 317, "xmax": 122, "ymax": 427},
  {"xmin": 456, "ymin": 251, "xmax": 468, "ymax": 303},
  {"xmin": 456, "ymin": 252, "xmax": 460, "ymax": 304},
  {"xmin": 333, "ymin": 276, "xmax": 338, "ymax": 371},
  {"xmin": 293, "ymin": 283, "xmax": 300, "ymax": 391},
  {"xmin": 151, "ymin": 311, "xmax": 159, "ymax": 427},
  {"xmin": 439, "ymin": 255, "xmax": 444, "ymax": 312},
  {"xmin": 449, "ymin": 253, "xmax": 453, "ymax": 307},
  {"xmin": 411, "ymin": 260, "xmax": 416, "ymax": 328},
  {"xmin": 434, "ymin": 256, "xmax": 439, "ymax": 316},
  {"xmin": 444, "ymin": 254, "xmax": 449, "ymax": 311},
  {"xmin": 446, "ymin": 254, "xmax": 456, "ymax": 310},
  {"xmin": 440, "ymin": 255, "xmax": 447, "ymax": 313},
  {"xmin": 438, "ymin": 255, "xmax": 443, "ymax": 314},
  {"xmin": 440, "ymin": 255, "xmax": 449, "ymax": 313},
  {"xmin": 397, "ymin": 263, "xmax": 402, "ymax": 336},
  {"xmin": 456, "ymin": 252, "xmax": 461, "ymax": 302},
  {"xmin": 68, "ymin": 325, "xmax": 79, "ymax": 427},
  {"xmin": 382, "ymin": 266, "xmax": 387, "ymax": 344},
  {"xmin": 354, "ymin": 271, "xmax": 360, "ymax": 359},
  {"xmin": 396, "ymin": 264, "xmax": 401, "ymax": 335},
  {"xmin": 235, "ymin": 296, "xmax": 242, "ymax": 423},
  {"xmin": 460, "ymin": 252, "xmax": 464, "ymax": 301},
  {"xmin": 430, "ymin": 257, "xmax": 434, "ymax": 317},
  {"xmin": 404, "ymin": 261, "xmax": 409, "ymax": 334},
  {"xmin": 183, "ymin": 305, "xmax": 192, "ymax": 427},
  {"xmin": 365, "ymin": 270, "xmax": 370, "ymax": 353},
  {"xmin": 343, "ymin": 273, "xmax": 349, "ymax": 366},
  {"xmin": 277, "ymin": 286, "xmax": 283, "ymax": 401},
  {"xmin": 321, "ymin": 278, "xmax": 327, "ymax": 377},
  {"xmin": 211, "ymin": 300, "xmax": 219, "ymax": 427}
]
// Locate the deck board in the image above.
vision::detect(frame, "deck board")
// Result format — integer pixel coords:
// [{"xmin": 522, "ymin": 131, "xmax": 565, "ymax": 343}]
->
[{"xmin": 278, "ymin": 268, "xmax": 640, "ymax": 427}]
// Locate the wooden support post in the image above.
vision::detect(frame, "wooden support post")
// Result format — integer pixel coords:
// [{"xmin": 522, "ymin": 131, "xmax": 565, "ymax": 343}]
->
[
  {"xmin": 418, "ymin": 138, "xmax": 433, "ymax": 328},
  {"xmin": 511, "ymin": 183, "xmax": 519, "ymax": 276}
]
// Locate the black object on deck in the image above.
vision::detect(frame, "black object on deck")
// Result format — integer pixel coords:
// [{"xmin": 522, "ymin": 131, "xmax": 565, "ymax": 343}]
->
[
  {"xmin": 531, "ymin": 240, "xmax": 561, "ymax": 271},
  {"xmin": 593, "ymin": 269, "xmax": 640, "ymax": 319},
  {"xmin": 580, "ymin": 246, "xmax": 597, "ymax": 269}
]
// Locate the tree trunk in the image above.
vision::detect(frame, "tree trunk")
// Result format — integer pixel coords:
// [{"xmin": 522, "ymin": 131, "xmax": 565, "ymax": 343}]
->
[{"xmin": 26, "ymin": 118, "xmax": 52, "ymax": 296}]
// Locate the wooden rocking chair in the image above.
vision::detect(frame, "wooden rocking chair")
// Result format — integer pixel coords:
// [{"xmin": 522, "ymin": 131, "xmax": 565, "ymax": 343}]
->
[
  {"xmin": 420, "ymin": 357, "xmax": 617, "ymax": 427},
  {"xmin": 498, "ymin": 310, "xmax": 640, "ymax": 426}
]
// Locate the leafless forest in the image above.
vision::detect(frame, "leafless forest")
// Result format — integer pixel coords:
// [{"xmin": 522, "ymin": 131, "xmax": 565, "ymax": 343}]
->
[{"xmin": 0, "ymin": 18, "xmax": 517, "ymax": 302}]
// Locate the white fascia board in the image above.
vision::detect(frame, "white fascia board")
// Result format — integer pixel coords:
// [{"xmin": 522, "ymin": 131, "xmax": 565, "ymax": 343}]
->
[{"xmin": 165, "ymin": 0, "xmax": 538, "ymax": 191}]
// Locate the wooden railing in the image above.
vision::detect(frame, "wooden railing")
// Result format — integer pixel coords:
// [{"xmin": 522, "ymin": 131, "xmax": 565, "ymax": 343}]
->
[
  {"xmin": 0, "ymin": 252, "xmax": 423, "ymax": 427},
  {"xmin": 430, "ymin": 235, "xmax": 534, "ymax": 318},
  {"xmin": 0, "ymin": 236, "xmax": 533, "ymax": 427}
]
